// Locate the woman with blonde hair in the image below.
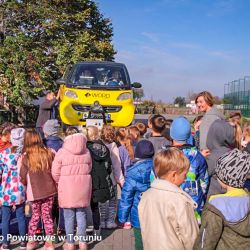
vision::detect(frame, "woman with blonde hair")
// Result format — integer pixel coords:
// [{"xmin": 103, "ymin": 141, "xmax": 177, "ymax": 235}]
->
[{"xmin": 20, "ymin": 129, "xmax": 57, "ymax": 250}]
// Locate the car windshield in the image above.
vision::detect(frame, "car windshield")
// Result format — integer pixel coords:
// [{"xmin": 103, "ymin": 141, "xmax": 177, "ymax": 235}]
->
[{"xmin": 68, "ymin": 64, "xmax": 130, "ymax": 88}]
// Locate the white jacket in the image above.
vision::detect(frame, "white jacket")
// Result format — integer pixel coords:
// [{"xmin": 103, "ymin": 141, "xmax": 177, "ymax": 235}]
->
[{"xmin": 138, "ymin": 179, "xmax": 199, "ymax": 250}]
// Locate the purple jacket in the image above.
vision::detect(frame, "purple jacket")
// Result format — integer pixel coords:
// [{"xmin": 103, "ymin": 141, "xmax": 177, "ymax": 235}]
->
[{"xmin": 118, "ymin": 145, "xmax": 132, "ymax": 176}]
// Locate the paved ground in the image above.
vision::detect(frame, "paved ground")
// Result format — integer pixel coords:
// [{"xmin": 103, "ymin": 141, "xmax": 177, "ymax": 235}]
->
[{"xmin": 9, "ymin": 229, "xmax": 135, "ymax": 250}]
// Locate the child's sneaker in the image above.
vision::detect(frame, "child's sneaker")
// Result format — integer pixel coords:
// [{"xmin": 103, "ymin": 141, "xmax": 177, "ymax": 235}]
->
[
  {"xmin": 100, "ymin": 222, "xmax": 106, "ymax": 229},
  {"xmin": 106, "ymin": 221, "xmax": 117, "ymax": 229},
  {"xmin": 26, "ymin": 241, "xmax": 39, "ymax": 250},
  {"xmin": 93, "ymin": 228, "xmax": 101, "ymax": 237},
  {"xmin": 1, "ymin": 244, "xmax": 10, "ymax": 250},
  {"xmin": 79, "ymin": 242, "xmax": 88, "ymax": 250},
  {"xmin": 44, "ymin": 241, "xmax": 55, "ymax": 250},
  {"xmin": 62, "ymin": 243, "xmax": 75, "ymax": 250},
  {"xmin": 20, "ymin": 241, "xmax": 27, "ymax": 249},
  {"xmin": 122, "ymin": 222, "xmax": 132, "ymax": 229}
]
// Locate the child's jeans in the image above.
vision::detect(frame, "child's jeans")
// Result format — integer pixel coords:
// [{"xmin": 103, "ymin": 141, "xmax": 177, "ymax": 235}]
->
[
  {"xmin": 1, "ymin": 204, "xmax": 26, "ymax": 244},
  {"xmin": 63, "ymin": 208, "xmax": 87, "ymax": 244},
  {"xmin": 28, "ymin": 196, "xmax": 54, "ymax": 239},
  {"xmin": 99, "ymin": 186, "xmax": 117, "ymax": 226}
]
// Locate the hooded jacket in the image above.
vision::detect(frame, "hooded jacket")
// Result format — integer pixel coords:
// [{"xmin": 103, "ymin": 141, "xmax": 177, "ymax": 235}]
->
[
  {"xmin": 193, "ymin": 189, "xmax": 250, "ymax": 250},
  {"xmin": 206, "ymin": 120, "xmax": 235, "ymax": 197},
  {"xmin": 138, "ymin": 179, "xmax": 199, "ymax": 250},
  {"xmin": 199, "ymin": 106, "xmax": 225, "ymax": 150},
  {"xmin": 87, "ymin": 140, "xmax": 115, "ymax": 203},
  {"xmin": 177, "ymin": 145, "xmax": 209, "ymax": 222},
  {"xmin": 0, "ymin": 147, "xmax": 26, "ymax": 206},
  {"xmin": 118, "ymin": 159, "xmax": 153, "ymax": 228},
  {"xmin": 52, "ymin": 133, "xmax": 92, "ymax": 208}
]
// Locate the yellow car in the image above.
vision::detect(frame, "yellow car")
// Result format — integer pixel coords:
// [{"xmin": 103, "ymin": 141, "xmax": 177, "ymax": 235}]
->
[{"xmin": 57, "ymin": 61, "xmax": 141, "ymax": 127}]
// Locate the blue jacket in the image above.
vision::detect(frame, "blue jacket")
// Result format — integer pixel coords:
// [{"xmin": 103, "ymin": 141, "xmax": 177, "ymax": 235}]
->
[
  {"xmin": 177, "ymin": 145, "xmax": 209, "ymax": 222},
  {"xmin": 44, "ymin": 136, "xmax": 63, "ymax": 152},
  {"xmin": 118, "ymin": 159, "xmax": 153, "ymax": 228}
]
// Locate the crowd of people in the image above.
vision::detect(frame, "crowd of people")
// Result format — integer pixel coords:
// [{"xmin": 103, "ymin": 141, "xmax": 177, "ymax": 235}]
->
[{"xmin": 0, "ymin": 91, "xmax": 249, "ymax": 250}]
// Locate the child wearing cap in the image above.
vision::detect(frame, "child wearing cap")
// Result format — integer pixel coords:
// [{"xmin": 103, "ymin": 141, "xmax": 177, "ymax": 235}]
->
[
  {"xmin": 0, "ymin": 128, "xmax": 27, "ymax": 249},
  {"xmin": 43, "ymin": 119, "xmax": 63, "ymax": 152},
  {"xmin": 169, "ymin": 116, "xmax": 209, "ymax": 224},
  {"xmin": 118, "ymin": 140, "xmax": 155, "ymax": 250},
  {"xmin": 194, "ymin": 148, "xmax": 250, "ymax": 250},
  {"xmin": 138, "ymin": 147, "xmax": 198, "ymax": 250}
]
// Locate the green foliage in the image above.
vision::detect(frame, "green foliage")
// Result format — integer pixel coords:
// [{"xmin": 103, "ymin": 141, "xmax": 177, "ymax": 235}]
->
[
  {"xmin": 0, "ymin": 0, "xmax": 115, "ymax": 107},
  {"xmin": 133, "ymin": 88, "xmax": 144, "ymax": 100},
  {"xmin": 174, "ymin": 96, "xmax": 186, "ymax": 106}
]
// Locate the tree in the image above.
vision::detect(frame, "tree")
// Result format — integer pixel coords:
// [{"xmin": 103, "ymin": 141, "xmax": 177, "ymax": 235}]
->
[
  {"xmin": 0, "ymin": 0, "xmax": 115, "ymax": 108},
  {"xmin": 133, "ymin": 88, "xmax": 144, "ymax": 100},
  {"xmin": 174, "ymin": 96, "xmax": 186, "ymax": 107}
]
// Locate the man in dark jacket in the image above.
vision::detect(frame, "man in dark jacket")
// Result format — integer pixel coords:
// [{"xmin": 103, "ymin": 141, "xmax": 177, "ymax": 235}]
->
[{"xmin": 36, "ymin": 90, "xmax": 60, "ymax": 138}]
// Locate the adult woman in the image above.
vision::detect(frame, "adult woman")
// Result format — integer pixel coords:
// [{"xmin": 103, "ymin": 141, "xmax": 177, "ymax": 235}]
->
[{"xmin": 195, "ymin": 91, "xmax": 224, "ymax": 151}]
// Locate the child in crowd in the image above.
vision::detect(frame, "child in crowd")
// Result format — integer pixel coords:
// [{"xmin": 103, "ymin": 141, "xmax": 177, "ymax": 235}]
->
[
  {"xmin": 138, "ymin": 148, "xmax": 198, "ymax": 250},
  {"xmin": 118, "ymin": 140, "xmax": 154, "ymax": 250},
  {"xmin": 242, "ymin": 123, "xmax": 250, "ymax": 191},
  {"xmin": 0, "ymin": 128, "xmax": 26, "ymax": 249},
  {"xmin": 115, "ymin": 128, "xmax": 132, "ymax": 176},
  {"xmin": 86, "ymin": 126, "xmax": 115, "ymax": 236},
  {"xmin": 143, "ymin": 114, "xmax": 155, "ymax": 139},
  {"xmin": 20, "ymin": 129, "xmax": 57, "ymax": 250},
  {"xmin": 148, "ymin": 114, "xmax": 172, "ymax": 153},
  {"xmin": 52, "ymin": 132, "xmax": 92, "ymax": 250},
  {"xmin": 194, "ymin": 149, "xmax": 250, "ymax": 250},
  {"xmin": 128, "ymin": 126, "xmax": 140, "ymax": 149},
  {"xmin": 100, "ymin": 125, "xmax": 124, "ymax": 229},
  {"xmin": 65, "ymin": 127, "xmax": 79, "ymax": 136},
  {"xmin": 43, "ymin": 119, "xmax": 65, "ymax": 236},
  {"xmin": 170, "ymin": 116, "xmax": 209, "ymax": 223},
  {"xmin": 116, "ymin": 127, "xmax": 134, "ymax": 161},
  {"xmin": 135, "ymin": 122, "xmax": 147, "ymax": 138},
  {"xmin": 192, "ymin": 115, "xmax": 203, "ymax": 149},
  {"xmin": 0, "ymin": 122, "xmax": 16, "ymax": 153},
  {"xmin": 43, "ymin": 119, "xmax": 63, "ymax": 152}
]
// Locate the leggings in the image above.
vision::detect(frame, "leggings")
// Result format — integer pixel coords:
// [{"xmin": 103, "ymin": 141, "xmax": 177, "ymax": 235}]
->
[{"xmin": 28, "ymin": 196, "xmax": 54, "ymax": 238}]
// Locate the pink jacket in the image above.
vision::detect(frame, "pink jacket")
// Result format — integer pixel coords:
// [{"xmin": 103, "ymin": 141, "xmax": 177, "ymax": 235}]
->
[{"xmin": 52, "ymin": 133, "xmax": 92, "ymax": 208}]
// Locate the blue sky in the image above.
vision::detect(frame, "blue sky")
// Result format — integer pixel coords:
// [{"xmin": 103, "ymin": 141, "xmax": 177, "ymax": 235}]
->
[{"xmin": 96, "ymin": 0, "xmax": 250, "ymax": 102}]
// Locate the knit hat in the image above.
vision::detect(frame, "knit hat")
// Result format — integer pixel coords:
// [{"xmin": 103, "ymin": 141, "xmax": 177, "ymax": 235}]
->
[
  {"xmin": 170, "ymin": 116, "xmax": 191, "ymax": 143},
  {"xmin": 216, "ymin": 148, "xmax": 250, "ymax": 188},
  {"xmin": 43, "ymin": 119, "xmax": 60, "ymax": 136},
  {"xmin": 135, "ymin": 140, "xmax": 154, "ymax": 159},
  {"xmin": 11, "ymin": 128, "xmax": 25, "ymax": 147}
]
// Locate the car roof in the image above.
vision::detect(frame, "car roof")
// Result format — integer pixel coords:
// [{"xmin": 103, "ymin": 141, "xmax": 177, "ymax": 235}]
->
[{"xmin": 76, "ymin": 61, "xmax": 126, "ymax": 67}]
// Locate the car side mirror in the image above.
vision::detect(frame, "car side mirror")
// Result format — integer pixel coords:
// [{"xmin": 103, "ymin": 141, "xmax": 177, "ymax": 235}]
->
[
  {"xmin": 132, "ymin": 82, "xmax": 142, "ymax": 88},
  {"xmin": 56, "ymin": 78, "xmax": 66, "ymax": 86}
]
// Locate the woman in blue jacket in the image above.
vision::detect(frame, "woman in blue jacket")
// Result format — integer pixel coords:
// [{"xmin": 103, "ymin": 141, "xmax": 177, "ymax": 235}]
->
[{"xmin": 118, "ymin": 140, "xmax": 155, "ymax": 250}]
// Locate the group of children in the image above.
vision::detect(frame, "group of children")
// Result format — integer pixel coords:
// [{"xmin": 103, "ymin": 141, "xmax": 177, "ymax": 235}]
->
[{"xmin": 0, "ymin": 111, "xmax": 249, "ymax": 250}]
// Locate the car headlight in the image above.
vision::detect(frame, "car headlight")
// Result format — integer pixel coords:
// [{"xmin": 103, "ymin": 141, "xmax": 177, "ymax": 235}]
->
[
  {"xmin": 64, "ymin": 90, "xmax": 78, "ymax": 99},
  {"xmin": 117, "ymin": 93, "xmax": 131, "ymax": 100}
]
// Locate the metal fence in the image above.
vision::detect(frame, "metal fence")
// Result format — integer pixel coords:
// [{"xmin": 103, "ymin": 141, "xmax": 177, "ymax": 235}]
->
[{"xmin": 224, "ymin": 76, "xmax": 250, "ymax": 117}]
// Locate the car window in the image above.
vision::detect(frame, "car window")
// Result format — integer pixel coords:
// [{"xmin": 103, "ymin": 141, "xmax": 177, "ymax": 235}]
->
[{"xmin": 70, "ymin": 64, "xmax": 130, "ymax": 87}]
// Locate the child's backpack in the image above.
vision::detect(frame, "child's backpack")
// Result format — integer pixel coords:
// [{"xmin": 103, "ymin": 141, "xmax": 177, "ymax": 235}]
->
[{"xmin": 87, "ymin": 140, "xmax": 115, "ymax": 203}]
